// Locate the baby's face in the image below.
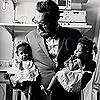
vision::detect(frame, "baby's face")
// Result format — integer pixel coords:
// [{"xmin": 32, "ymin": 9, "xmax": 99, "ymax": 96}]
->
[
  {"xmin": 74, "ymin": 43, "xmax": 83, "ymax": 58},
  {"xmin": 18, "ymin": 49, "xmax": 29, "ymax": 61}
]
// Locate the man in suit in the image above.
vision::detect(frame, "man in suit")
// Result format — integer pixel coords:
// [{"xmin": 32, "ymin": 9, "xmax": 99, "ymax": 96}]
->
[{"xmin": 25, "ymin": 0, "xmax": 81, "ymax": 100}]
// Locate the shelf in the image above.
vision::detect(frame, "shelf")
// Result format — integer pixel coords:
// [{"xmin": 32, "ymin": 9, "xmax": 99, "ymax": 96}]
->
[
  {"xmin": 0, "ymin": 23, "xmax": 92, "ymax": 35},
  {"xmin": 59, "ymin": 23, "xmax": 92, "ymax": 35},
  {"xmin": 0, "ymin": 23, "xmax": 37, "ymax": 33},
  {"xmin": 0, "ymin": 23, "xmax": 37, "ymax": 58},
  {"xmin": 0, "ymin": 67, "xmax": 9, "ymax": 72},
  {"xmin": 17, "ymin": 0, "xmax": 37, "ymax": 2}
]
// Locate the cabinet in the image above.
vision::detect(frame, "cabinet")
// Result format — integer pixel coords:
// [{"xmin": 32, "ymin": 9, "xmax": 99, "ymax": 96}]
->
[{"xmin": 0, "ymin": 70, "xmax": 13, "ymax": 100}]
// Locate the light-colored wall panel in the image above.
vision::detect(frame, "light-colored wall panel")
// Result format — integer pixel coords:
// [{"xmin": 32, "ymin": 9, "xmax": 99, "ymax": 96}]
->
[{"xmin": 0, "ymin": 0, "xmax": 100, "ymax": 60}]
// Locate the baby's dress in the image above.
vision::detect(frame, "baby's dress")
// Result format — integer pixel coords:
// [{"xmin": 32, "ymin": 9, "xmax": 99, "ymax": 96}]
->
[
  {"xmin": 7, "ymin": 60, "xmax": 39, "ymax": 87},
  {"xmin": 56, "ymin": 58, "xmax": 84, "ymax": 92}
]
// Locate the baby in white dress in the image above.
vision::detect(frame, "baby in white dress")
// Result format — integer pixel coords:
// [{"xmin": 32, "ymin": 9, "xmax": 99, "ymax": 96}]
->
[{"xmin": 7, "ymin": 41, "xmax": 40, "ymax": 100}]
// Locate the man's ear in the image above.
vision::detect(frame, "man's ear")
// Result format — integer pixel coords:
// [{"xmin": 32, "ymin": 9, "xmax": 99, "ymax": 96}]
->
[{"xmin": 55, "ymin": 15, "xmax": 60, "ymax": 21}]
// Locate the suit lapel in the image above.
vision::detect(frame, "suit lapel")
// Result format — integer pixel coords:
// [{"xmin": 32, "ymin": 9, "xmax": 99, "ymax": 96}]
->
[
  {"xmin": 58, "ymin": 34, "xmax": 66, "ymax": 55},
  {"xmin": 35, "ymin": 29, "xmax": 66, "ymax": 65},
  {"xmin": 35, "ymin": 32, "xmax": 56, "ymax": 66},
  {"xmin": 35, "ymin": 32, "xmax": 50, "ymax": 57},
  {"xmin": 58, "ymin": 38, "xmax": 65, "ymax": 56}
]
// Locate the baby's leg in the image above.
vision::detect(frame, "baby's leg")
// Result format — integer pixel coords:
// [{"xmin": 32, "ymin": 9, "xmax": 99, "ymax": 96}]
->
[
  {"xmin": 22, "ymin": 88, "xmax": 29, "ymax": 100},
  {"xmin": 47, "ymin": 75, "xmax": 58, "ymax": 90},
  {"xmin": 27, "ymin": 85, "xmax": 32, "ymax": 100},
  {"xmin": 40, "ymin": 75, "xmax": 58, "ymax": 95}
]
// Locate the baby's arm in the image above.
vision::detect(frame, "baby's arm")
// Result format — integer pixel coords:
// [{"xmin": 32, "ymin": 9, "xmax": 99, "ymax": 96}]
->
[
  {"xmin": 64, "ymin": 55, "xmax": 77, "ymax": 70},
  {"xmin": 64, "ymin": 57, "xmax": 82, "ymax": 71},
  {"xmin": 29, "ymin": 61, "xmax": 40, "ymax": 81},
  {"xmin": 71, "ymin": 58, "xmax": 82, "ymax": 71},
  {"xmin": 7, "ymin": 61, "xmax": 21, "ymax": 87}
]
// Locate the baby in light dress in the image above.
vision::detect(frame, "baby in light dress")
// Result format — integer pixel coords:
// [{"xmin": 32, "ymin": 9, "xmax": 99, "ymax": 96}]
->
[{"xmin": 7, "ymin": 41, "xmax": 40, "ymax": 100}]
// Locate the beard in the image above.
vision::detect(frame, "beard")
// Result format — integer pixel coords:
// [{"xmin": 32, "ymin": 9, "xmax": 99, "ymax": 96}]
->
[{"xmin": 39, "ymin": 24, "xmax": 57, "ymax": 38}]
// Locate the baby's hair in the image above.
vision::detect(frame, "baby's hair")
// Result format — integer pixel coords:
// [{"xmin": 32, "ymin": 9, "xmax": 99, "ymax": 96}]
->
[
  {"xmin": 78, "ymin": 36, "xmax": 97, "ymax": 60},
  {"xmin": 15, "ymin": 41, "xmax": 32, "ymax": 59}
]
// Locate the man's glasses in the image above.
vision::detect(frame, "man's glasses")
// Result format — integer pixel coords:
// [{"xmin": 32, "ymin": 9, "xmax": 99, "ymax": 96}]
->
[
  {"xmin": 32, "ymin": 17, "xmax": 40, "ymax": 24},
  {"xmin": 32, "ymin": 16, "xmax": 48, "ymax": 26}
]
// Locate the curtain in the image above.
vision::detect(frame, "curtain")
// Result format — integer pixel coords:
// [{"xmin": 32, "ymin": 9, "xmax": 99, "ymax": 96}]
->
[
  {"xmin": 93, "ymin": 3, "xmax": 100, "ymax": 91},
  {"xmin": 82, "ymin": 4, "xmax": 100, "ymax": 100},
  {"xmin": 92, "ymin": 4, "xmax": 100, "ymax": 100}
]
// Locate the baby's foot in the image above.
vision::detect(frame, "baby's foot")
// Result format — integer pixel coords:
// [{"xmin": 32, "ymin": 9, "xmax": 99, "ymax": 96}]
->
[
  {"xmin": 40, "ymin": 85, "xmax": 51, "ymax": 95},
  {"xmin": 45, "ymin": 89, "xmax": 51, "ymax": 95}
]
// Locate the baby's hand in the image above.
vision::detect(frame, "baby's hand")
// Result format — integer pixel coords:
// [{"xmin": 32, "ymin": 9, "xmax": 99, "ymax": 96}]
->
[
  {"xmin": 40, "ymin": 85, "xmax": 51, "ymax": 95},
  {"xmin": 10, "ymin": 74, "xmax": 15, "ymax": 77},
  {"xmin": 40, "ymin": 85, "xmax": 45, "ymax": 90}
]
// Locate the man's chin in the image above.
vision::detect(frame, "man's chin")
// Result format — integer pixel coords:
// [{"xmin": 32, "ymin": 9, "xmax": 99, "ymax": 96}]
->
[{"xmin": 40, "ymin": 32, "xmax": 50, "ymax": 38}]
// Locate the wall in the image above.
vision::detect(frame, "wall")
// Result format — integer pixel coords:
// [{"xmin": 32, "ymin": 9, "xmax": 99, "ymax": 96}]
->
[
  {"xmin": 15, "ymin": 2, "xmax": 35, "ymax": 24},
  {"xmin": 0, "ymin": 1, "xmax": 36, "ymax": 60},
  {"xmin": 0, "ymin": 0, "xmax": 99, "ymax": 60},
  {"xmin": 82, "ymin": 0, "xmax": 100, "ymax": 39},
  {"xmin": 0, "ymin": 1, "xmax": 13, "ymax": 59}
]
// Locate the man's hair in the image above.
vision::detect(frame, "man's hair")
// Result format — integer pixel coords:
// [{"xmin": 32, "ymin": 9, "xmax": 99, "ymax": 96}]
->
[{"xmin": 36, "ymin": 0, "xmax": 60, "ymax": 22}]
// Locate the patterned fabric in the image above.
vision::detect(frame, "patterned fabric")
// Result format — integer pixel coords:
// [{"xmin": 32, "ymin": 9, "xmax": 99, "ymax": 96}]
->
[
  {"xmin": 64, "ymin": 58, "xmax": 83, "ymax": 71},
  {"xmin": 56, "ymin": 68, "xmax": 83, "ymax": 92},
  {"xmin": 45, "ymin": 36, "xmax": 59, "ymax": 67},
  {"xmin": 38, "ymin": 24, "xmax": 60, "ymax": 67},
  {"xmin": 56, "ymin": 58, "xmax": 84, "ymax": 92},
  {"xmin": 7, "ymin": 60, "xmax": 39, "ymax": 87}
]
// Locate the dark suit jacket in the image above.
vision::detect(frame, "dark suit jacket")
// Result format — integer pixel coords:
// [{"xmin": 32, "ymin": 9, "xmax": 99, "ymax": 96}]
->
[{"xmin": 25, "ymin": 26, "xmax": 81, "ymax": 100}]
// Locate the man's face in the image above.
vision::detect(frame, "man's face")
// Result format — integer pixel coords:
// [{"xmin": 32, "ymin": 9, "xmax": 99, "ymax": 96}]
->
[
  {"xmin": 33, "ymin": 10, "xmax": 45, "ymax": 24},
  {"xmin": 32, "ymin": 10, "xmax": 57, "ymax": 37}
]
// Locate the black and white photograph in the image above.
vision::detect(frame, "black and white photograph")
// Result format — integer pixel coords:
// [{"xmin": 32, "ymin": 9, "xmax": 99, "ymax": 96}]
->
[{"xmin": 0, "ymin": 0, "xmax": 100, "ymax": 100}]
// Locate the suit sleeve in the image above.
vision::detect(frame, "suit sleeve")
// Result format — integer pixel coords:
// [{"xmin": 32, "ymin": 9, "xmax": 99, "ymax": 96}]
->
[
  {"xmin": 25, "ymin": 34, "xmax": 29, "ymax": 44},
  {"xmin": 81, "ymin": 61, "xmax": 96, "ymax": 90}
]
